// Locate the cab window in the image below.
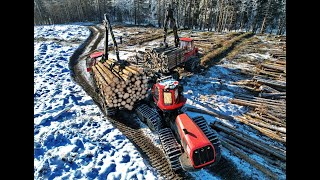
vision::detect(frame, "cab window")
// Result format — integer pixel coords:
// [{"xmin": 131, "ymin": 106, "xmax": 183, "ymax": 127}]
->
[
  {"xmin": 154, "ymin": 87, "xmax": 159, "ymax": 101},
  {"xmin": 180, "ymin": 41, "xmax": 188, "ymax": 50},
  {"xmin": 191, "ymin": 41, "xmax": 194, "ymax": 49},
  {"xmin": 174, "ymin": 88, "xmax": 178, "ymax": 102},
  {"xmin": 163, "ymin": 92, "xmax": 172, "ymax": 105}
]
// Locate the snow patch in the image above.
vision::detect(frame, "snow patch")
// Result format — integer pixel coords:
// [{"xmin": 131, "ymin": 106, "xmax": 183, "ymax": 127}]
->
[{"xmin": 34, "ymin": 24, "xmax": 158, "ymax": 179}]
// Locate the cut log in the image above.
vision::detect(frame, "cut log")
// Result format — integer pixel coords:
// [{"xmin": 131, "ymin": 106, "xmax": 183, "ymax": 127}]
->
[
  {"xmin": 94, "ymin": 64, "xmax": 115, "ymax": 87},
  {"xmin": 253, "ymin": 76, "xmax": 286, "ymax": 89},
  {"xmin": 220, "ymin": 135, "xmax": 255, "ymax": 154},
  {"xmin": 234, "ymin": 116, "xmax": 286, "ymax": 144},
  {"xmin": 186, "ymin": 107, "xmax": 234, "ymax": 121},
  {"xmin": 243, "ymin": 114, "xmax": 286, "ymax": 133},
  {"xmin": 259, "ymin": 63, "xmax": 286, "ymax": 72},
  {"xmin": 230, "ymin": 98, "xmax": 284, "ymax": 109},
  {"xmin": 234, "ymin": 94, "xmax": 286, "ymax": 106},
  {"xmin": 264, "ymin": 113, "xmax": 284, "ymax": 123},
  {"xmin": 222, "ymin": 132, "xmax": 280, "ymax": 160},
  {"xmin": 220, "ymin": 140, "xmax": 279, "ymax": 180},
  {"xmin": 259, "ymin": 92, "xmax": 286, "ymax": 99},
  {"xmin": 246, "ymin": 112, "xmax": 285, "ymax": 127},
  {"xmin": 92, "ymin": 66, "xmax": 108, "ymax": 86},
  {"xmin": 256, "ymin": 68, "xmax": 284, "ymax": 79},
  {"xmin": 92, "ymin": 57, "xmax": 148, "ymax": 111},
  {"xmin": 97, "ymin": 61, "xmax": 119, "ymax": 83},
  {"xmin": 259, "ymin": 85, "xmax": 280, "ymax": 93},
  {"xmin": 212, "ymin": 121, "xmax": 286, "ymax": 161},
  {"xmin": 104, "ymin": 60, "xmax": 133, "ymax": 77}
]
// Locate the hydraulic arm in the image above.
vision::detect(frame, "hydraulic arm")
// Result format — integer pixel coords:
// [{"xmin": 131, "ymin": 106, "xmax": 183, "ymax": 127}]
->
[{"xmin": 163, "ymin": 5, "xmax": 179, "ymax": 48}]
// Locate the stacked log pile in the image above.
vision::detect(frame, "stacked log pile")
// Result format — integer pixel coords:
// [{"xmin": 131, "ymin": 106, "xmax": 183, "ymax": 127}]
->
[
  {"xmin": 143, "ymin": 46, "xmax": 185, "ymax": 73},
  {"xmin": 229, "ymin": 35, "xmax": 286, "ymax": 145},
  {"xmin": 230, "ymin": 94, "xmax": 286, "ymax": 144},
  {"xmin": 205, "ymin": 34, "xmax": 285, "ymax": 178},
  {"xmin": 192, "ymin": 37, "xmax": 221, "ymax": 53},
  {"xmin": 91, "ymin": 59, "xmax": 149, "ymax": 110},
  {"xmin": 126, "ymin": 28, "xmax": 172, "ymax": 46},
  {"xmin": 211, "ymin": 121, "xmax": 286, "ymax": 179},
  {"xmin": 126, "ymin": 50, "xmax": 145, "ymax": 66},
  {"xmin": 256, "ymin": 61, "xmax": 286, "ymax": 79},
  {"xmin": 230, "ymin": 60, "xmax": 286, "ymax": 144},
  {"xmin": 233, "ymin": 57, "xmax": 286, "ymax": 99}
]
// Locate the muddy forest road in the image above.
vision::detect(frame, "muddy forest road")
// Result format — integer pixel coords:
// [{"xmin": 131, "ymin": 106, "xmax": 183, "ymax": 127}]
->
[{"xmin": 69, "ymin": 24, "xmax": 253, "ymax": 180}]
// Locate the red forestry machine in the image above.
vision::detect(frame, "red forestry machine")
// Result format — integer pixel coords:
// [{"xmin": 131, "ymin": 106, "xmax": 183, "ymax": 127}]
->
[
  {"xmin": 87, "ymin": 12, "xmax": 221, "ymax": 171},
  {"xmin": 142, "ymin": 4, "xmax": 201, "ymax": 78},
  {"xmin": 136, "ymin": 76, "xmax": 222, "ymax": 171}
]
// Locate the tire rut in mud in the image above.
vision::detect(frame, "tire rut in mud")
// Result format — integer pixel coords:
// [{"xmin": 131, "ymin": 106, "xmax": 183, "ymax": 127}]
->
[
  {"xmin": 90, "ymin": 25, "xmax": 104, "ymax": 51},
  {"xmin": 69, "ymin": 25, "xmax": 101, "ymax": 108},
  {"xmin": 69, "ymin": 25, "xmax": 193, "ymax": 180}
]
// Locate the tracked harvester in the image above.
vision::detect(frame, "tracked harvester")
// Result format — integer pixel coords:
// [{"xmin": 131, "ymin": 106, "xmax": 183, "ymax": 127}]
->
[
  {"xmin": 136, "ymin": 76, "xmax": 221, "ymax": 171},
  {"xmin": 86, "ymin": 13, "xmax": 221, "ymax": 172}
]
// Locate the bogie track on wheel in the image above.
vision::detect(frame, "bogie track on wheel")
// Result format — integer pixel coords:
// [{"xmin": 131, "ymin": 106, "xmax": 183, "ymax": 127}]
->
[
  {"xmin": 192, "ymin": 116, "xmax": 222, "ymax": 166},
  {"xmin": 135, "ymin": 104, "xmax": 162, "ymax": 132},
  {"xmin": 159, "ymin": 128, "xmax": 183, "ymax": 171}
]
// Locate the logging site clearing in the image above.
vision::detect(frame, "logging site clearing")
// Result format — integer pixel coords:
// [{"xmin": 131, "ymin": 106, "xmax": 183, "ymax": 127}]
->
[{"xmin": 34, "ymin": 23, "xmax": 286, "ymax": 180}]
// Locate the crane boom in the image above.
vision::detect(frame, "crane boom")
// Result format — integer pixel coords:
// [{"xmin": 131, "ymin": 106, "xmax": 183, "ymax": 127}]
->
[
  {"xmin": 103, "ymin": 13, "xmax": 120, "ymax": 62},
  {"xmin": 163, "ymin": 5, "xmax": 179, "ymax": 48}
]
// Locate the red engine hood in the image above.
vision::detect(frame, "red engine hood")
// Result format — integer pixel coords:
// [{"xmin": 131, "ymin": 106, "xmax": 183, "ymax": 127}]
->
[{"xmin": 176, "ymin": 114, "xmax": 211, "ymax": 152}]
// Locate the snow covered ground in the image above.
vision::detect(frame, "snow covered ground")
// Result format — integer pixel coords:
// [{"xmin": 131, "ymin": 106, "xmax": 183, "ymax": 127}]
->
[
  {"xmin": 34, "ymin": 24, "xmax": 285, "ymax": 179},
  {"xmin": 34, "ymin": 24, "xmax": 157, "ymax": 179}
]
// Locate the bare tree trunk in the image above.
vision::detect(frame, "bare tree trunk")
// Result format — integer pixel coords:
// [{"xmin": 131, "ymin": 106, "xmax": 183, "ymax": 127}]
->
[
  {"xmin": 134, "ymin": 0, "xmax": 137, "ymax": 25},
  {"xmin": 233, "ymin": 14, "xmax": 238, "ymax": 31},
  {"xmin": 210, "ymin": 3, "xmax": 216, "ymax": 31},
  {"xmin": 176, "ymin": 0, "xmax": 180, "ymax": 28},
  {"xmin": 188, "ymin": 0, "xmax": 192, "ymax": 29},
  {"xmin": 137, "ymin": 0, "xmax": 140, "ymax": 24},
  {"xmin": 260, "ymin": 16, "xmax": 267, "ymax": 34},
  {"xmin": 215, "ymin": 0, "xmax": 221, "ymax": 31},
  {"xmin": 228, "ymin": 9, "xmax": 234, "ymax": 31},
  {"xmin": 158, "ymin": 0, "xmax": 161, "ymax": 27},
  {"xmin": 34, "ymin": 0, "xmax": 43, "ymax": 25},
  {"xmin": 277, "ymin": 16, "xmax": 284, "ymax": 35},
  {"xmin": 203, "ymin": 0, "xmax": 208, "ymax": 30},
  {"xmin": 239, "ymin": 11, "xmax": 244, "ymax": 30},
  {"xmin": 222, "ymin": 6, "xmax": 229, "ymax": 32},
  {"xmin": 217, "ymin": 0, "xmax": 226, "ymax": 32},
  {"xmin": 163, "ymin": 0, "xmax": 166, "ymax": 27},
  {"xmin": 182, "ymin": 0, "xmax": 186, "ymax": 28},
  {"xmin": 191, "ymin": 0, "xmax": 195, "ymax": 29},
  {"xmin": 97, "ymin": 0, "xmax": 102, "ymax": 21}
]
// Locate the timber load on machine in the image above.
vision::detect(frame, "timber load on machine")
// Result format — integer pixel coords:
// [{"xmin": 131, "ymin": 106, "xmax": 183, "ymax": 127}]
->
[
  {"xmin": 87, "ymin": 13, "xmax": 150, "ymax": 115},
  {"xmin": 142, "ymin": 4, "xmax": 201, "ymax": 76}
]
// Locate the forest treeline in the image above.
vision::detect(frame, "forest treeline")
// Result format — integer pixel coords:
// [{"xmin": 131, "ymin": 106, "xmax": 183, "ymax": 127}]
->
[{"xmin": 34, "ymin": 0, "xmax": 286, "ymax": 35}]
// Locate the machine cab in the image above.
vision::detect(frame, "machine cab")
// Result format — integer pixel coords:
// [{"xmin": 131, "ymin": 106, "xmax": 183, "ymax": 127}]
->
[
  {"xmin": 152, "ymin": 76, "xmax": 186, "ymax": 111},
  {"xmin": 86, "ymin": 51, "xmax": 104, "ymax": 72},
  {"xmin": 180, "ymin": 37, "xmax": 195, "ymax": 50}
]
